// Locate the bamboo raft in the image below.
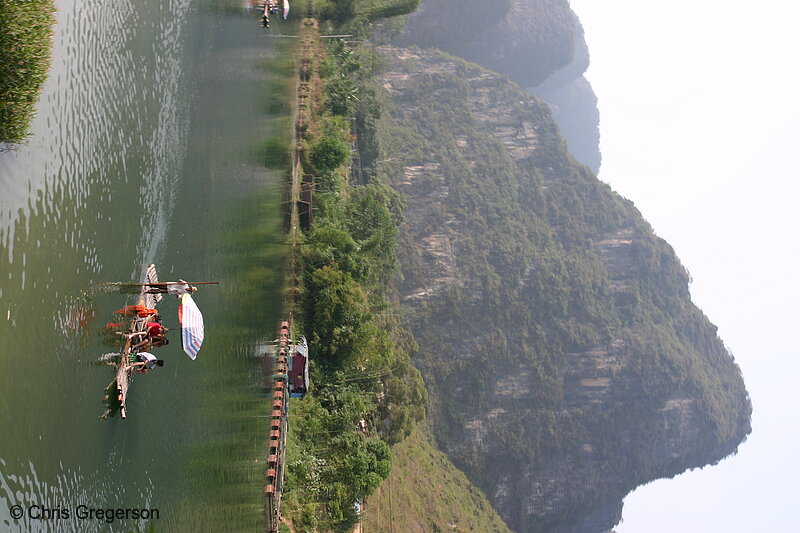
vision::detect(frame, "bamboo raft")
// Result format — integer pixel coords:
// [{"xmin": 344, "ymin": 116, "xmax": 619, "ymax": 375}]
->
[{"xmin": 115, "ymin": 264, "xmax": 163, "ymax": 419}]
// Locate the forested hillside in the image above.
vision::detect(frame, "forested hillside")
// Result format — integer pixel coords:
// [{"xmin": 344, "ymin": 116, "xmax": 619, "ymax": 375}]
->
[{"xmin": 373, "ymin": 46, "xmax": 751, "ymax": 533}]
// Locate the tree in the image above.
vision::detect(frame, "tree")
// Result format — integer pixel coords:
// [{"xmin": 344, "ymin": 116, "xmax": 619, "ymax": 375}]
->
[
  {"xmin": 306, "ymin": 266, "xmax": 373, "ymax": 364},
  {"xmin": 304, "ymin": 225, "xmax": 369, "ymax": 281},
  {"xmin": 310, "ymin": 135, "xmax": 350, "ymax": 175}
]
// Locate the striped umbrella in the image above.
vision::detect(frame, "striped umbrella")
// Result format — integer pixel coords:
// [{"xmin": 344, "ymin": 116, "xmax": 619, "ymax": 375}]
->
[{"xmin": 179, "ymin": 293, "xmax": 204, "ymax": 359}]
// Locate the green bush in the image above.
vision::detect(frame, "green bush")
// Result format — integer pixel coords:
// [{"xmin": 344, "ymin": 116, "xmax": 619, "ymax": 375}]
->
[
  {"xmin": 363, "ymin": 0, "xmax": 420, "ymax": 21},
  {"xmin": 325, "ymin": 74, "xmax": 359, "ymax": 116},
  {"xmin": 310, "ymin": 135, "xmax": 350, "ymax": 174},
  {"xmin": 304, "ymin": 225, "xmax": 369, "ymax": 281}
]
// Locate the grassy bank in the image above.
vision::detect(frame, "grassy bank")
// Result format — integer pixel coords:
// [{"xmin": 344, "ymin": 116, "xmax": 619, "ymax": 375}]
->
[
  {"xmin": 0, "ymin": 0, "xmax": 56, "ymax": 144},
  {"xmin": 364, "ymin": 423, "xmax": 513, "ymax": 533}
]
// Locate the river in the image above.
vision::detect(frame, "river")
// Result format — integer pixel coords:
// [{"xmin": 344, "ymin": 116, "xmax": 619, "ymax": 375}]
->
[{"xmin": 0, "ymin": 1, "xmax": 290, "ymax": 531}]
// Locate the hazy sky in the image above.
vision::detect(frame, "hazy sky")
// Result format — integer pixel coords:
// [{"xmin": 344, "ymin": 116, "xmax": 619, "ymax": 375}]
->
[{"xmin": 567, "ymin": 1, "xmax": 800, "ymax": 531}]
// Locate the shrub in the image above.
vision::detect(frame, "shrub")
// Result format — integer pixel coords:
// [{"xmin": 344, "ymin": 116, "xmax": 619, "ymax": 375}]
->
[{"xmin": 310, "ymin": 135, "xmax": 350, "ymax": 174}]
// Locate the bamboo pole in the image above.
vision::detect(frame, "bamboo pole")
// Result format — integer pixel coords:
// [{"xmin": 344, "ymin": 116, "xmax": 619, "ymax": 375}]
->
[{"xmin": 113, "ymin": 281, "xmax": 220, "ymax": 286}]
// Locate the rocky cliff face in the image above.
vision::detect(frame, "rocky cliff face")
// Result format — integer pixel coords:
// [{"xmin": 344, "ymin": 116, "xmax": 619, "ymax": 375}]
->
[
  {"xmin": 395, "ymin": 0, "xmax": 601, "ymax": 172},
  {"xmin": 376, "ymin": 47, "xmax": 751, "ymax": 533}
]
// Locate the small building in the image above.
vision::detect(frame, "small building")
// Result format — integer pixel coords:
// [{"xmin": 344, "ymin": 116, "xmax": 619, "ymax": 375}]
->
[{"xmin": 288, "ymin": 336, "xmax": 309, "ymax": 397}]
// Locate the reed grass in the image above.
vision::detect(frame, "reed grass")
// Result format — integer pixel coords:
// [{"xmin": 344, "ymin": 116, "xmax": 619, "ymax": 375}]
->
[{"xmin": 0, "ymin": 0, "xmax": 56, "ymax": 143}]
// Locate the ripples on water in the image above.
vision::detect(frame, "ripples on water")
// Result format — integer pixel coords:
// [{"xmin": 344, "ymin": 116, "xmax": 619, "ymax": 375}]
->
[
  {"xmin": 1, "ymin": 1, "xmax": 285, "ymax": 530},
  {"xmin": 1, "ymin": 0, "xmax": 196, "ymax": 528},
  {"xmin": 0, "ymin": 0, "xmax": 192, "ymax": 271},
  {"xmin": 0, "ymin": 0, "xmax": 197, "ymax": 441},
  {"xmin": 0, "ymin": 457, "xmax": 154, "ymax": 533},
  {"xmin": 0, "ymin": 0, "xmax": 196, "ymax": 387}
]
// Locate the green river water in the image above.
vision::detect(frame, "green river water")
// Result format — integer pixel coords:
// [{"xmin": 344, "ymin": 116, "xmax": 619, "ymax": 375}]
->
[{"xmin": 1, "ymin": 1, "xmax": 290, "ymax": 531}]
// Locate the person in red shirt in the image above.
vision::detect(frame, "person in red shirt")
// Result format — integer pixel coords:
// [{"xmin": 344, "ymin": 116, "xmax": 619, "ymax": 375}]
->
[
  {"xmin": 121, "ymin": 322, "xmax": 169, "ymax": 352},
  {"xmin": 147, "ymin": 322, "xmax": 167, "ymax": 337}
]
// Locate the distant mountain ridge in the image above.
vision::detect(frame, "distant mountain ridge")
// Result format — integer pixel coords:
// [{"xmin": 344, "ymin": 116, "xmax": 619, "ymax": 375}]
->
[
  {"xmin": 527, "ymin": 16, "xmax": 601, "ymax": 173},
  {"xmin": 394, "ymin": 0, "xmax": 601, "ymax": 172},
  {"xmin": 375, "ymin": 46, "xmax": 751, "ymax": 533}
]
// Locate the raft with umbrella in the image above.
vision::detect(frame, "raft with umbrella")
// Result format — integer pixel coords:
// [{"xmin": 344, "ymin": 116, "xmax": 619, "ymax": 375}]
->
[{"xmin": 104, "ymin": 266, "xmax": 213, "ymax": 419}]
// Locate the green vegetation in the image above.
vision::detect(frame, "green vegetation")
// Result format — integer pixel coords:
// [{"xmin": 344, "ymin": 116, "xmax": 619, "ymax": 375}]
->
[
  {"xmin": 361, "ymin": 0, "xmax": 420, "ymax": 22},
  {"xmin": 364, "ymin": 423, "xmax": 513, "ymax": 533},
  {"xmin": 310, "ymin": 0, "xmax": 419, "ymax": 34},
  {"xmin": 282, "ymin": 25, "xmax": 426, "ymax": 532},
  {"xmin": 0, "ymin": 0, "xmax": 56, "ymax": 143},
  {"xmin": 309, "ymin": 133, "xmax": 350, "ymax": 174},
  {"xmin": 280, "ymin": 3, "xmax": 749, "ymax": 532}
]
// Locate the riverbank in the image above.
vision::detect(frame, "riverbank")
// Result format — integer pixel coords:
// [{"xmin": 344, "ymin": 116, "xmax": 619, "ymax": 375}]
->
[
  {"xmin": 278, "ymin": 18, "xmax": 427, "ymax": 532},
  {"xmin": 277, "ymin": 9, "xmax": 518, "ymax": 532},
  {"xmin": 0, "ymin": 1, "xmax": 56, "ymax": 143}
]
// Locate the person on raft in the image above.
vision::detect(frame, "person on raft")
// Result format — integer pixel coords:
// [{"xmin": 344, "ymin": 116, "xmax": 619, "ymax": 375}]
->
[
  {"xmin": 122, "ymin": 321, "xmax": 169, "ymax": 352},
  {"xmin": 145, "ymin": 279, "xmax": 197, "ymax": 297},
  {"xmin": 127, "ymin": 352, "xmax": 164, "ymax": 373},
  {"xmin": 115, "ymin": 304, "xmax": 158, "ymax": 318}
]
